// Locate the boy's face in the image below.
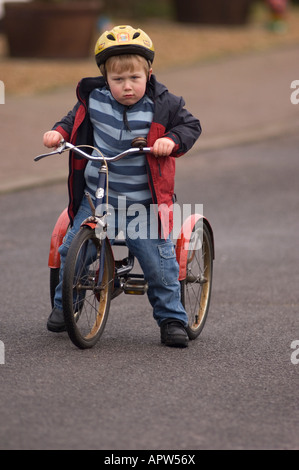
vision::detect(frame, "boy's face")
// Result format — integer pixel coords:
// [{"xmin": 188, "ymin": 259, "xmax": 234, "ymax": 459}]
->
[{"xmin": 107, "ymin": 61, "xmax": 151, "ymax": 106}]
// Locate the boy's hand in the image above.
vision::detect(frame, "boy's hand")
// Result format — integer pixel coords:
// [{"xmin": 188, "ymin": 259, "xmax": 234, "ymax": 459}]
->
[
  {"xmin": 43, "ymin": 130, "xmax": 63, "ymax": 149},
  {"xmin": 152, "ymin": 138, "xmax": 175, "ymax": 157}
]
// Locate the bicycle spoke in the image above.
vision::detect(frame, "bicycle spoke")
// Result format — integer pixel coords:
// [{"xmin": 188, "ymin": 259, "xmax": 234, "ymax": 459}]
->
[{"xmin": 63, "ymin": 227, "xmax": 113, "ymax": 348}]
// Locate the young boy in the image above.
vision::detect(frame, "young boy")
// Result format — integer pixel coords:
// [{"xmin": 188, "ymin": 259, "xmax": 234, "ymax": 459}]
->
[{"xmin": 43, "ymin": 25, "xmax": 201, "ymax": 347}]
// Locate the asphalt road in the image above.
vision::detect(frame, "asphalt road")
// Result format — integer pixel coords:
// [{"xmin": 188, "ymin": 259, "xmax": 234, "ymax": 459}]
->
[{"xmin": 0, "ymin": 134, "xmax": 298, "ymax": 450}]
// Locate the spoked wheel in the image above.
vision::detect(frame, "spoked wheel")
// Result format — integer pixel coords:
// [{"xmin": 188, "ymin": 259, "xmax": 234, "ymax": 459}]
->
[
  {"xmin": 180, "ymin": 219, "xmax": 213, "ymax": 340},
  {"xmin": 62, "ymin": 226, "xmax": 113, "ymax": 349}
]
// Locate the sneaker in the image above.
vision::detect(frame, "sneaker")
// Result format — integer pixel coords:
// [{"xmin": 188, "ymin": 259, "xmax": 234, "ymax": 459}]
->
[
  {"xmin": 160, "ymin": 320, "xmax": 189, "ymax": 348},
  {"xmin": 47, "ymin": 307, "xmax": 66, "ymax": 333}
]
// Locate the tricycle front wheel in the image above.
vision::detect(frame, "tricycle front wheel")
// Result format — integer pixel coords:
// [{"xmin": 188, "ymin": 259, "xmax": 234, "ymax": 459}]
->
[{"xmin": 62, "ymin": 227, "xmax": 113, "ymax": 349}]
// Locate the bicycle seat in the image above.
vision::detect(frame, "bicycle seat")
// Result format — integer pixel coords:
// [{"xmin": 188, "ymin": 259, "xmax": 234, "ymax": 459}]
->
[{"xmin": 131, "ymin": 137, "xmax": 147, "ymax": 149}]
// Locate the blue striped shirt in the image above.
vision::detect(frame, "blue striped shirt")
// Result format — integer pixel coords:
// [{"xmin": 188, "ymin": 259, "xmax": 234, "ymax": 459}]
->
[{"xmin": 85, "ymin": 87, "xmax": 154, "ymax": 208}]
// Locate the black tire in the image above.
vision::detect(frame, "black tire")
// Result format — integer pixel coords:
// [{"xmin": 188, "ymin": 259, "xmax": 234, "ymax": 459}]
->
[
  {"xmin": 62, "ymin": 227, "xmax": 113, "ymax": 349},
  {"xmin": 50, "ymin": 268, "xmax": 60, "ymax": 309},
  {"xmin": 180, "ymin": 220, "xmax": 213, "ymax": 340}
]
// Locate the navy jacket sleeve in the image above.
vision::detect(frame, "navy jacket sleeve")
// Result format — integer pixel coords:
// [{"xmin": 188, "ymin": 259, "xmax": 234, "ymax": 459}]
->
[
  {"xmin": 164, "ymin": 92, "xmax": 202, "ymax": 155},
  {"xmin": 52, "ymin": 102, "xmax": 80, "ymax": 137}
]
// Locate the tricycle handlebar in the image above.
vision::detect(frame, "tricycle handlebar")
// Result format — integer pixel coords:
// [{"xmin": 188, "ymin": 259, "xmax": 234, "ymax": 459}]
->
[{"xmin": 34, "ymin": 140, "xmax": 153, "ymax": 163}]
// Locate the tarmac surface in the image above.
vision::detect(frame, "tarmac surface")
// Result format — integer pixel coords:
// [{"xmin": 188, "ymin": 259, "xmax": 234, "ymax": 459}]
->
[{"xmin": 0, "ymin": 44, "xmax": 298, "ymax": 194}]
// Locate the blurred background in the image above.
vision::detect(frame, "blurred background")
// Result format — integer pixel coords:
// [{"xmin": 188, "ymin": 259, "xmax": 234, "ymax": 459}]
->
[{"xmin": 0, "ymin": 0, "xmax": 298, "ymax": 96}]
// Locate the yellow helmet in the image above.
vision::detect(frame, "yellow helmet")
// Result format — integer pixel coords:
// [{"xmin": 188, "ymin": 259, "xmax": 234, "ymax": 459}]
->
[{"xmin": 95, "ymin": 25, "xmax": 155, "ymax": 68}]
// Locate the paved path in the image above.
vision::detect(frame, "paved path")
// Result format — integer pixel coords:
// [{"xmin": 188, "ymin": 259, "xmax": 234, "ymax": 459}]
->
[{"xmin": 0, "ymin": 45, "xmax": 298, "ymax": 193}]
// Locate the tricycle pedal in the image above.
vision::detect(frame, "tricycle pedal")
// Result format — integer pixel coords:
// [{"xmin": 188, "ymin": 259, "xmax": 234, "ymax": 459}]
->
[{"xmin": 123, "ymin": 279, "xmax": 148, "ymax": 295}]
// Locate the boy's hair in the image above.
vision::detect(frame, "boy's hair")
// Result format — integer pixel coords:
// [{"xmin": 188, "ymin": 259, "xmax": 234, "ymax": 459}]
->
[{"xmin": 100, "ymin": 54, "xmax": 151, "ymax": 78}]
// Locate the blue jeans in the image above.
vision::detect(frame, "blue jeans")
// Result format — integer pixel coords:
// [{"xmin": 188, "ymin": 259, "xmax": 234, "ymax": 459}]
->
[{"xmin": 54, "ymin": 197, "xmax": 188, "ymax": 327}]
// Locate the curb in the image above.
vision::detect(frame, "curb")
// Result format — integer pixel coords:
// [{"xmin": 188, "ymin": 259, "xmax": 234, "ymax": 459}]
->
[{"xmin": 1, "ymin": 121, "xmax": 298, "ymax": 195}]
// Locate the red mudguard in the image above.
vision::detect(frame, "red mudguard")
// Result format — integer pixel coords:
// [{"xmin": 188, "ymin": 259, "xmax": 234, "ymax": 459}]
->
[
  {"xmin": 48, "ymin": 208, "xmax": 69, "ymax": 269},
  {"xmin": 48, "ymin": 211, "xmax": 115, "ymax": 276},
  {"xmin": 48, "ymin": 210, "xmax": 98, "ymax": 269},
  {"xmin": 175, "ymin": 214, "xmax": 214, "ymax": 281},
  {"xmin": 81, "ymin": 221, "xmax": 97, "ymax": 230}
]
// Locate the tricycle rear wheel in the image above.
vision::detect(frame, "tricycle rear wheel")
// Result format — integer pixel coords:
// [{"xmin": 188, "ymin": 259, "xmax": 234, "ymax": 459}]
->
[{"xmin": 180, "ymin": 220, "xmax": 213, "ymax": 340}]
